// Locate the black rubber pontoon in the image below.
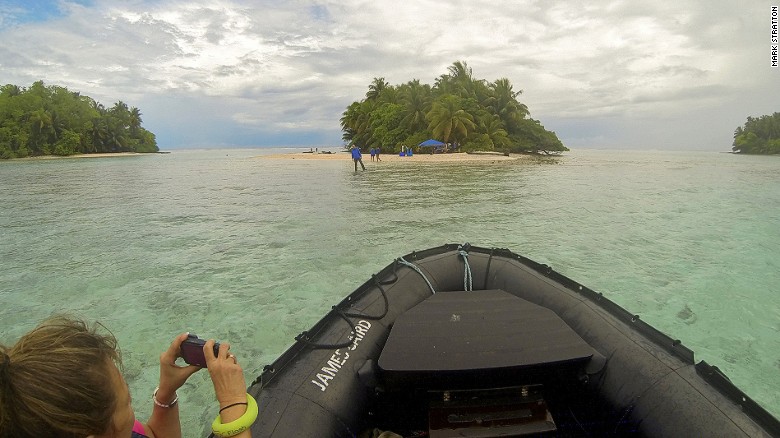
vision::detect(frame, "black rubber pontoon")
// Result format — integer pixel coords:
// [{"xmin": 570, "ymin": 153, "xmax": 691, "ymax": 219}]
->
[{"xmin": 218, "ymin": 244, "xmax": 779, "ymax": 437}]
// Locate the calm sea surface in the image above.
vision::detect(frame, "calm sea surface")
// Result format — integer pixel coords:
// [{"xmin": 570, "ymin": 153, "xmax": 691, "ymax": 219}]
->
[{"xmin": 1, "ymin": 148, "xmax": 778, "ymax": 436}]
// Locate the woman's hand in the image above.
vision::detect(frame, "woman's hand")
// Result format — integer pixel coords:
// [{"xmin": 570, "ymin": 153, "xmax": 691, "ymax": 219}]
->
[
  {"xmin": 204, "ymin": 340, "xmax": 247, "ymax": 407},
  {"xmin": 156, "ymin": 332, "xmax": 202, "ymax": 400},
  {"xmin": 145, "ymin": 333, "xmax": 201, "ymax": 438}
]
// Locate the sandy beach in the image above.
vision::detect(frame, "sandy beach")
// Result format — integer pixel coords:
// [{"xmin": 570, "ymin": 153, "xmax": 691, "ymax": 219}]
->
[{"xmin": 256, "ymin": 150, "xmax": 540, "ymax": 163}]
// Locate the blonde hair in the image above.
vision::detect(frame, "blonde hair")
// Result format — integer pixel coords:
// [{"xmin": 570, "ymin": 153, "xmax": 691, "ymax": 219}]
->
[{"xmin": 0, "ymin": 316, "xmax": 121, "ymax": 438}]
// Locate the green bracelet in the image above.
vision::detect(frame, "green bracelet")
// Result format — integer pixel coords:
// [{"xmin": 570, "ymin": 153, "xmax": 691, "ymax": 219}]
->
[{"xmin": 211, "ymin": 393, "xmax": 258, "ymax": 438}]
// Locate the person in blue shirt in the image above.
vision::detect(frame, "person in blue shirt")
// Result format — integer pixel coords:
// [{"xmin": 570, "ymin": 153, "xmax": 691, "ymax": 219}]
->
[{"xmin": 351, "ymin": 145, "xmax": 366, "ymax": 171}]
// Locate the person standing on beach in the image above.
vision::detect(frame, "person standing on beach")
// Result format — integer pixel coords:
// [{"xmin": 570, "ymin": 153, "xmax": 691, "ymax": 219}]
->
[
  {"xmin": 351, "ymin": 145, "xmax": 366, "ymax": 171},
  {"xmin": 369, "ymin": 147, "xmax": 376, "ymax": 161},
  {"xmin": 375, "ymin": 146, "xmax": 381, "ymax": 161}
]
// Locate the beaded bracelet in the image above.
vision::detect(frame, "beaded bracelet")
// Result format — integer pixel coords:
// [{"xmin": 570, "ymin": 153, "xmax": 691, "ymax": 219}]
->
[
  {"xmin": 211, "ymin": 394, "xmax": 258, "ymax": 438},
  {"xmin": 152, "ymin": 387, "xmax": 179, "ymax": 408}
]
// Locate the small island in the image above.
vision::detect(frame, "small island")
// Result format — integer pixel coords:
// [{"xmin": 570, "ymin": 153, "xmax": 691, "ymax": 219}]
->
[
  {"xmin": 732, "ymin": 112, "xmax": 780, "ymax": 154},
  {"xmin": 340, "ymin": 61, "xmax": 567, "ymax": 156},
  {"xmin": 0, "ymin": 81, "xmax": 158, "ymax": 159}
]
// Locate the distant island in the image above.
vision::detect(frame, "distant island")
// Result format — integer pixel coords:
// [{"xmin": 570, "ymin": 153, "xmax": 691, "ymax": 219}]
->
[
  {"xmin": 340, "ymin": 61, "xmax": 567, "ymax": 155},
  {"xmin": 0, "ymin": 81, "xmax": 158, "ymax": 159},
  {"xmin": 732, "ymin": 112, "xmax": 780, "ymax": 154}
]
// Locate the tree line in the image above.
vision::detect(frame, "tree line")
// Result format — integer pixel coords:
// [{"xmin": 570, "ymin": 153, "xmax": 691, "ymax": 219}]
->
[
  {"xmin": 732, "ymin": 112, "xmax": 780, "ymax": 154},
  {"xmin": 0, "ymin": 81, "xmax": 158, "ymax": 159},
  {"xmin": 340, "ymin": 61, "xmax": 567, "ymax": 155}
]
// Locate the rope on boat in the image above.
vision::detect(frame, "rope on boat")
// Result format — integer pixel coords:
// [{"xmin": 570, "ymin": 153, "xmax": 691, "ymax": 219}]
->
[
  {"xmin": 342, "ymin": 275, "xmax": 390, "ymax": 321},
  {"xmin": 397, "ymin": 256, "xmax": 436, "ymax": 294},
  {"xmin": 484, "ymin": 248, "xmax": 494, "ymax": 290},
  {"xmin": 457, "ymin": 245, "xmax": 473, "ymax": 291},
  {"xmin": 294, "ymin": 275, "xmax": 391, "ymax": 350},
  {"xmin": 294, "ymin": 310, "xmax": 356, "ymax": 349}
]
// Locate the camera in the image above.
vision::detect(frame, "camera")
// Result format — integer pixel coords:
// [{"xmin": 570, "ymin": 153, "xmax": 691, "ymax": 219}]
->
[{"xmin": 180, "ymin": 333, "xmax": 220, "ymax": 367}]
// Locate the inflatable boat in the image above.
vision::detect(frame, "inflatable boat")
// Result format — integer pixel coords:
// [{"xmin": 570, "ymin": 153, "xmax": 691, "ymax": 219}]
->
[{"xmin": 232, "ymin": 244, "xmax": 779, "ymax": 437}]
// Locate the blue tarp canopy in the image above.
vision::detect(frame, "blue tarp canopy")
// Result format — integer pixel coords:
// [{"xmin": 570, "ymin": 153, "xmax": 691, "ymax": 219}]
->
[{"xmin": 418, "ymin": 139, "xmax": 445, "ymax": 147}]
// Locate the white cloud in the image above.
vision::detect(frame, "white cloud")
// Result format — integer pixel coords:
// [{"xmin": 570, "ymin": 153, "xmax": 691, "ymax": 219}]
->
[{"xmin": 0, "ymin": 0, "xmax": 777, "ymax": 149}]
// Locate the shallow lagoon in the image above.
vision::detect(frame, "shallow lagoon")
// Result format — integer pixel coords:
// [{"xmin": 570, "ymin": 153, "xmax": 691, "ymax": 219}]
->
[{"xmin": 1, "ymin": 148, "xmax": 778, "ymax": 436}]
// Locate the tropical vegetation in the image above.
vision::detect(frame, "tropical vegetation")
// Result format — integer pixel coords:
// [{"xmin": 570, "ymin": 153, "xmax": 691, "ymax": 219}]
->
[
  {"xmin": 340, "ymin": 61, "xmax": 567, "ymax": 155},
  {"xmin": 0, "ymin": 81, "xmax": 158, "ymax": 159},
  {"xmin": 732, "ymin": 112, "xmax": 780, "ymax": 154}
]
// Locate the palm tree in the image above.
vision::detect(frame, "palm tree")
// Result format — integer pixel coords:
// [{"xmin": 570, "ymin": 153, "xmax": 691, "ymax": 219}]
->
[
  {"xmin": 366, "ymin": 77, "xmax": 389, "ymax": 101},
  {"xmin": 110, "ymin": 101, "xmax": 130, "ymax": 126},
  {"xmin": 483, "ymin": 78, "xmax": 529, "ymax": 137},
  {"xmin": 0, "ymin": 84, "xmax": 22, "ymax": 97},
  {"xmin": 106, "ymin": 117, "xmax": 128, "ymax": 152},
  {"xmin": 90, "ymin": 117, "xmax": 112, "ymax": 152},
  {"xmin": 399, "ymin": 79, "xmax": 432, "ymax": 133},
  {"xmin": 129, "ymin": 107, "xmax": 142, "ymax": 136},
  {"xmin": 49, "ymin": 110, "xmax": 65, "ymax": 141},
  {"xmin": 28, "ymin": 109, "xmax": 53, "ymax": 153},
  {"xmin": 478, "ymin": 114, "xmax": 510, "ymax": 150},
  {"xmin": 426, "ymin": 95, "xmax": 476, "ymax": 145},
  {"xmin": 340, "ymin": 100, "xmax": 377, "ymax": 148},
  {"xmin": 28, "ymin": 109, "xmax": 52, "ymax": 132},
  {"xmin": 340, "ymin": 102, "xmax": 361, "ymax": 143},
  {"xmin": 448, "ymin": 61, "xmax": 472, "ymax": 80},
  {"xmin": 90, "ymin": 100, "xmax": 107, "ymax": 115},
  {"xmin": 447, "ymin": 60, "xmax": 481, "ymax": 99}
]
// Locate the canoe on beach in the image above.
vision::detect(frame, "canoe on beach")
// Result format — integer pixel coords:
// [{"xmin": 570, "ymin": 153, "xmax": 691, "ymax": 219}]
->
[{"xmin": 225, "ymin": 244, "xmax": 779, "ymax": 437}]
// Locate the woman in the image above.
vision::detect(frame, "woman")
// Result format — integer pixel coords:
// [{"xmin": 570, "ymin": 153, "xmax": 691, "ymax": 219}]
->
[{"xmin": 0, "ymin": 316, "xmax": 253, "ymax": 438}]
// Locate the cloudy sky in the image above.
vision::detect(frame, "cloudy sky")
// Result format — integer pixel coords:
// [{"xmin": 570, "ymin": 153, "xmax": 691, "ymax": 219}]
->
[{"xmin": 1, "ymin": 0, "xmax": 777, "ymax": 150}]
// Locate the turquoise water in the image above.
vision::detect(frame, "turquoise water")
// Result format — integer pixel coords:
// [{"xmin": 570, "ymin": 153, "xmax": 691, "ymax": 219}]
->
[{"xmin": 1, "ymin": 148, "xmax": 778, "ymax": 436}]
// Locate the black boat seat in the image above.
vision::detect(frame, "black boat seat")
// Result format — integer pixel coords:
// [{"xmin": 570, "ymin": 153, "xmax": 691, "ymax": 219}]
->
[{"xmin": 378, "ymin": 289, "xmax": 593, "ymax": 390}]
